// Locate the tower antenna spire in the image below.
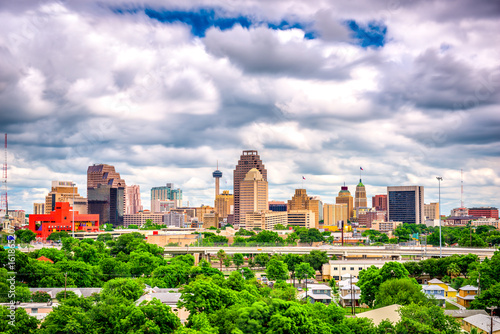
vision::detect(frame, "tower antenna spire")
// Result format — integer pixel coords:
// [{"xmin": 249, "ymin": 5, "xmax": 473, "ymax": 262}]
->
[{"xmin": 2, "ymin": 134, "xmax": 7, "ymax": 218}]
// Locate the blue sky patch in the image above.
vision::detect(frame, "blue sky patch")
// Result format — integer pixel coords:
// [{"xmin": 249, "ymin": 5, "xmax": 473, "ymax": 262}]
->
[{"xmin": 346, "ymin": 20, "xmax": 387, "ymax": 47}]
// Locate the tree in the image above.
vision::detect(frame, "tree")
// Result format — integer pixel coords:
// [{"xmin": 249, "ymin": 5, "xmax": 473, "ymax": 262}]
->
[
  {"xmin": 471, "ymin": 281, "xmax": 500, "ymax": 310},
  {"xmin": 46, "ymin": 231, "xmax": 70, "ymax": 242},
  {"xmin": 296, "ymin": 262, "xmax": 315, "ymax": 285},
  {"xmin": 0, "ymin": 306, "xmax": 40, "ymax": 334},
  {"xmin": 375, "ymin": 278, "xmax": 429, "ymax": 308},
  {"xmin": 56, "ymin": 290, "xmax": 78, "ymax": 300},
  {"xmin": 216, "ymin": 249, "xmax": 226, "ymax": 271},
  {"xmin": 379, "ymin": 261, "xmax": 410, "ymax": 281},
  {"xmin": 283, "ymin": 253, "xmax": 303, "ymax": 287},
  {"xmin": 128, "ymin": 224, "xmax": 139, "ymax": 229},
  {"xmin": 31, "ymin": 290, "xmax": 51, "ymax": 302},
  {"xmin": 241, "ymin": 267, "xmax": 255, "ymax": 280},
  {"xmin": 223, "ymin": 255, "xmax": 232, "ymax": 269},
  {"xmin": 303, "ymin": 250, "xmax": 328, "ymax": 275},
  {"xmin": 265, "ymin": 258, "xmax": 289, "ymax": 281},
  {"xmin": 255, "ymin": 253, "xmax": 270, "ymax": 269},
  {"xmin": 358, "ymin": 265, "xmax": 383, "ymax": 308},
  {"xmin": 96, "ymin": 233, "xmax": 113, "ymax": 243},
  {"xmin": 15, "ymin": 229, "xmax": 36, "ymax": 244},
  {"xmin": 447, "ymin": 263, "xmax": 460, "ymax": 279},
  {"xmin": 101, "ymin": 278, "xmax": 145, "ymax": 302},
  {"xmin": 233, "ymin": 253, "xmax": 244, "ymax": 270},
  {"xmin": 397, "ymin": 303, "xmax": 461, "ymax": 334}
]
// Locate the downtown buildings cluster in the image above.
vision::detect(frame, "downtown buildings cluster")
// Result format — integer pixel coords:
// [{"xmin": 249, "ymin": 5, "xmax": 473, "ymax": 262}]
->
[{"xmin": 1, "ymin": 149, "xmax": 498, "ymax": 240}]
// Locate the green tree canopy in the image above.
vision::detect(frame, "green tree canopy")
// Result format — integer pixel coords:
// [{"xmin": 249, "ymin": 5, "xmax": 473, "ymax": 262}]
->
[{"xmin": 265, "ymin": 258, "xmax": 289, "ymax": 281}]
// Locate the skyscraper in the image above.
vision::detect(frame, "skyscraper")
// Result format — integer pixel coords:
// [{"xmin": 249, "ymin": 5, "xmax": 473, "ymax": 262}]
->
[
  {"xmin": 336, "ymin": 185, "xmax": 354, "ymax": 220},
  {"xmin": 125, "ymin": 185, "xmax": 143, "ymax": 214},
  {"xmin": 372, "ymin": 194, "xmax": 388, "ymax": 211},
  {"xmin": 355, "ymin": 179, "xmax": 367, "ymax": 209},
  {"xmin": 387, "ymin": 186, "xmax": 424, "ymax": 224},
  {"xmin": 45, "ymin": 181, "xmax": 88, "ymax": 214},
  {"xmin": 239, "ymin": 168, "xmax": 268, "ymax": 226},
  {"xmin": 151, "ymin": 183, "xmax": 182, "ymax": 211},
  {"xmin": 233, "ymin": 150, "xmax": 267, "ymax": 225},
  {"xmin": 87, "ymin": 164, "xmax": 126, "ymax": 226},
  {"xmin": 287, "ymin": 189, "xmax": 321, "ymax": 228},
  {"xmin": 215, "ymin": 190, "xmax": 234, "ymax": 219}
]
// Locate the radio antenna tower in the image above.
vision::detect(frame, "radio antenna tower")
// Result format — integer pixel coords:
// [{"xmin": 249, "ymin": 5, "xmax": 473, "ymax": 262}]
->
[
  {"xmin": 461, "ymin": 169, "xmax": 464, "ymax": 208},
  {"xmin": 1, "ymin": 134, "xmax": 8, "ymax": 219}
]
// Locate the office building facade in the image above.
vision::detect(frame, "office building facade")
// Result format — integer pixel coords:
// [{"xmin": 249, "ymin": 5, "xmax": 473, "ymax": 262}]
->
[
  {"xmin": 336, "ymin": 185, "xmax": 354, "ymax": 220},
  {"xmin": 372, "ymin": 195, "xmax": 387, "ymax": 211},
  {"xmin": 424, "ymin": 203, "xmax": 439, "ymax": 220},
  {"xmin": 468, "ymin": 207, "xmax": 499, "ymax": 219},
  {"xmin": 215, "ymin": 190, "xmax": 234, "ymax": 219},
  {"xmin": 239, "ymin": 168, "xmax": 268, "ymax": 226},
  {"xmin": 323, "ymin": 203, "xmax": 348, "ymax": 230},
  {"xmin": 45, "ymin": 181, "xmax": 88, "ymax": 215},
  {"xmin": 125, "ymin": 185, "xmax": 143, "ymax": 215},
  {"xmin": 87, "ymin": 164, "xmax": 126, "ymax": 226},
  {"xmin": 287, "ymin": 210, "xmax": 315, "ymax": 229},
  {"xmin": 288, "ymin": 189, "xmax": 321, "ymax": 228},
  {"xmin": 355, "ymin": 180, "xmax": 367, "ymax": 210},
  {"xmin": 151, "ymin": 183, "xmax": 182, "ymax": 210},
  {"xmin": 387, "ymin": 186, "xmax": 424, "ymax": 224},
  {"xmin": 233, "ymin": 150, "xmax": 267, "ymax": 225}
]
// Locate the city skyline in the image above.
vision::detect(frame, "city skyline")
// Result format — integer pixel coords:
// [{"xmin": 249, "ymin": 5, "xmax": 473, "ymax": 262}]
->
[{"xmin": 0, "ymin": 0, "xmax": 499, "ymax": 215}]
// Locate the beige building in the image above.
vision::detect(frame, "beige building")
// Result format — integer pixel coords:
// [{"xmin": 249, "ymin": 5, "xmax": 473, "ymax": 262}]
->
[
  {"xmin": 288, "ymin": 189, "xmax": 321, "ymax": 228},
  {"xmin": 33, "ymin": 203, "xmax": 45, "ymax": 215},
  {"xmin": 244, "ymin": 211, "xmax": 288, "ymax": 230},
  {"xmin": 196, "ymin": 205, "xmax": 215, "ymax": 222},
  {"xmin": 336, "ymin": 185, "xmax": 354, "ymax": 219},
  {"xmin": 239, "ymin": 168, "xmax": 268, "ymax": 227},
  {"xmin": 202, "ymin": 212, "xmax": 219, "ymax": 229},
  {"xmin": 287, "ymin": 210, "xmax": 315, "ymax": 228},
  {"xmin": 472, "ymin": 218, "xmax": 499, "ymax": 229},
  {"xmin": 323, "ymin": 203, "xmax": 348, "ymax": 230},
  {"xmin": 424, "ymin": 203, "xmax": 439, "ymax": 220},
  {"xmin": 147, "ymin": 233, "xmax": 199, "ymax": 247},
  {"xmin": 45, "ymin": 181, "xmax": 88, "ymax": 214},
  {"xmin": 123, "ymin": 211, "xmax": 164, "ymax": 228},
  {"xmin": 215, "ymin": 190, "xmax": 234, "ymax": 219},
  {"xmin": 355, "ymin": 180, "xmax": 367, "ymax": 210},
  {"xmin": 371, "ymin": 220, "xmax": 402, "ymax": 233}
]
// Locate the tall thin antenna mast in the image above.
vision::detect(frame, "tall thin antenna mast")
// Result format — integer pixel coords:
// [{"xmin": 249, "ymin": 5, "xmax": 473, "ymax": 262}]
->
[{"xmin": 461, "ymin": 169, "xmax": 463, "ymax": 208}]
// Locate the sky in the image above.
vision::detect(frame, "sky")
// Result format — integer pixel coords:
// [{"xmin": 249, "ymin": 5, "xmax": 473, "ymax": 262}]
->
[{"xmin": 0, "ymin": 0, "xmax": 499, "ymax": 215}]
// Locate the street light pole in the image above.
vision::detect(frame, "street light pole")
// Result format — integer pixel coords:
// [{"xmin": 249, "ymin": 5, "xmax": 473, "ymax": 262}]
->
[
  {"xmin": 436, "ymin": 177, "xmax": 443, "ymax": 258},
  {"xmin": 72, "ymin": 183, "xmax": 75, "ymax": 238}
]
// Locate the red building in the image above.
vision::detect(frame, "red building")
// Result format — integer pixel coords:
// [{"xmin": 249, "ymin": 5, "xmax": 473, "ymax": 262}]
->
[
  {"xmin": 468, "ymin": 207, "xmax": 499, "ymax": 219},
  {"xmin": 358, "ymin": 211, "xmax": 386, "ymax": 228},
  {"xmin": 372, "ymin": 195, "xmax": 387, "ymax": 211},
  {"xmin": 29, "ymin": 202, "xmax": 100, "ymax": 240}
]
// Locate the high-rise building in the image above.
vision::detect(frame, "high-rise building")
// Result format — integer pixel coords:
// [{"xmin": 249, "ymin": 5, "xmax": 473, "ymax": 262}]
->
[
  {"xmin": 33, "ymin": 203, "xmax": 45, "ymax": 215},
  {"xmin": 164, "ymin": 211, "xmax": 186, "ymax": 228},
  {"xmin": 151, "ymin": 183, "xmax": 182, "ymax": 210},
  {"xmin": 336, "ymin": 185, "xmax": 354, "ymax": 220},
  {"xmin": 372, "ymin": 195, "xmax": 388, "ymax": 211},
  {"xmin": 215, "ymin": 190, "xmax": 234, "ymax": 219},
  {"xmin": 125, "ymin": 185, "xmax": 143, "ymax": 214},
  {"xmin": 233, "ymin": 150, "xmax": 267, "ymax": 225},
  {"xmin": 152, "ymin": 199, "xmax": 176, "ymax": 213},
  {"xmin": 45, "ymin": 181, "xmax": 88, "ymax": 215},
  {"xmin": 213, "ymin": 164, "xmax": 222, "ymax": 198},
  {"xmin": 387, "ymin": 186, "xmax": 424, "ymax": 224},
  {"xmin": 355, "ymin": 180, "xmax": 367, "ymax": 210},
  {"xmin": 451, "ymin": 207, "xmax": 468, "ymax": 217},
  {"xmin": 424, "ymin": 203, "xmax": 439, "ymax": 220},
  {"xmin": 239, "ymin": 168, "xmax": 268, "ymax": 227},
  {"xmin": 358, "ymin": 210, "xmax": 386, "ymax": 228},
  {"xmin": 287, "ymin": 189, "xmax": 321, "ymax": 228},
  {"xmin": 322, "ymin": 203, "xmax": 348, "ymax": 230},
  {"xmin": 469, "ymin": 207, "xmax": 499, "ymax": 219},
  {"xmin": 87, "ymin": 164, "xmax": 126, "ymax": 226}
]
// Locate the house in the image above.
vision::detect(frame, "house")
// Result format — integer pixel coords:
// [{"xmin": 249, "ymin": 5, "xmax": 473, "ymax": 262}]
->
[
  {"xmin": 428, "ymin": 278, "xmax": 457, "ymax": 298},
  {"xmin": 29, "ymin": 288, "xmax": 102, "ymax": 299},
  {"xmin": 302, "ymin": 284, "xmax": 332, "ymax": 305},
  {"xmin": 422, "ymin": 285, "xmax": 446, "ymax": 306},
  {"xmin": 357, "ymin": 304, "xmax": 401, "ymax": 326},
  {"xmin": 36, "ymin": 256, "xmax": 54, "ymax": 264},
  {"xmin": 338, "ymin": 276, "xmax": 359, "ymax": 288},
  {"xmin": 0, "ymin": 302, "xmax": 59, "ymax": 321},
  {"xmin": 457, "ymin": 285, "xmax": 478, "ymax": 308},
  {"xmin": 445, "ymin": 309, "xmax": 488, "ymax": 319},
  {"xmin": 339, "ymin": 284, "xmax": 361, "ymax": 307},
  {"xmin": 462, "ymin": 314, "xmax": 500, "ymax": 334}
]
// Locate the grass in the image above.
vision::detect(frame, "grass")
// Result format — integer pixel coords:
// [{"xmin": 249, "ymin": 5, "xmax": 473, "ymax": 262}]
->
[{"xmin": 445, "ymin": 301, "xmax": 460, "ymax": 310}]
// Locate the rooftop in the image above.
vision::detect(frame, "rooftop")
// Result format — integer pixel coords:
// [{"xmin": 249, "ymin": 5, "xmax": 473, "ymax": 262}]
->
[
  {"xmin": 463, "ymin": 315, "xmax": 500, "ymax": 332},
  {"xmin": 357, "ymin": 304, "xmax": 401, "ymax": 326},
  {"xmin": 460, "ymin": 285, "xmax": 478, "ymax": 291}
]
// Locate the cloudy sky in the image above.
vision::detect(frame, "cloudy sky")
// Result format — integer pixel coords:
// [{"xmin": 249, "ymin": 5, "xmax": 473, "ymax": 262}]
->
[{"xmin": 0, "ymin": 0, "xmax": 499, "ymax": 215}]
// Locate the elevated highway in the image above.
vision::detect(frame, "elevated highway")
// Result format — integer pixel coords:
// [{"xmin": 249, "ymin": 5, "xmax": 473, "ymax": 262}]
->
[{"xmin": 163, "ymin": 245, "xmax": 498, "ymax": 260}]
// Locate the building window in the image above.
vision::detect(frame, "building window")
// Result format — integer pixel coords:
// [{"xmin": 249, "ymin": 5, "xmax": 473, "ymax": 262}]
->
[
  {"xmin": 31, "ymin": 308, "xmax": 38, "ymax": 314},
  {"xmin": 342, "ymin": 267, "xmax": 346, "ymax": 270},
  {"xmin": 334, "ymin": 267, "xmax": 338, "ymax": 270},
  {"xmin": 350, "ymin": 267, "xmax": 354, "ymax": 270},
  {"xmin": 359, "ymin": 267, "xmax": 362, "ymax": 270}
]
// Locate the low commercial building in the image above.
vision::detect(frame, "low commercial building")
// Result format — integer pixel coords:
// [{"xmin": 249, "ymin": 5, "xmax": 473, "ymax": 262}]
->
[
  {"xmin": 323, "ymin": 260, "xmax": 405, "ymax": 281},
  {"xmin": 371, "ymin": 220, "xmax": 402, "ymax": 233},
  {"xmin": 287, "ymin": 210, "xmax": 315, "ymax": 229},
  {"xmin": 29, "ymin": 202, "xmax": 99, "ymax": 240},
  {"xmin": 123, "ymin": 211, "xmax": 164, "ymax": 228},
  {"xmin": 244, "ymin": 211, "xmax": 288, "ymax": 230},
  {"xmin": 163, "ymin": 212, "xmax": 186, "ymax": 228},
  {"xmin": 0, "ymin": 302, "xmax": 59, "ymax": 321},
  {"xmin": 147, "ymin": 233, "xmax": 199, "ymax": 247},
  {"xmin": 472, "ymin": 218, "xmax": 500, "ymax": 229}
]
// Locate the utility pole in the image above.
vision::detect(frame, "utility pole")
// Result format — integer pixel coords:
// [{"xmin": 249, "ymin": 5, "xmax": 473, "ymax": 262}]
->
[
  {"xmin": 72, "ymin": 183, "xmax": 75, "ymax": 238},
  {"xmin": 64, "ymin": 272, "xmax": 67, "ymax": 299},
  {"xmin": 350, "ymin": 274, "xmax": 355, "ymax": 315},
  {"xmin": 487, "ymin": 306, "xmax": 495, "ymax": 334}
]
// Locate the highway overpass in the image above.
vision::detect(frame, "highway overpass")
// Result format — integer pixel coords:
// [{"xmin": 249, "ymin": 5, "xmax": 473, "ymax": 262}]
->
[{"xmin": 163, "ymin": 245, "xmax": 498, "ymax": 260}]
